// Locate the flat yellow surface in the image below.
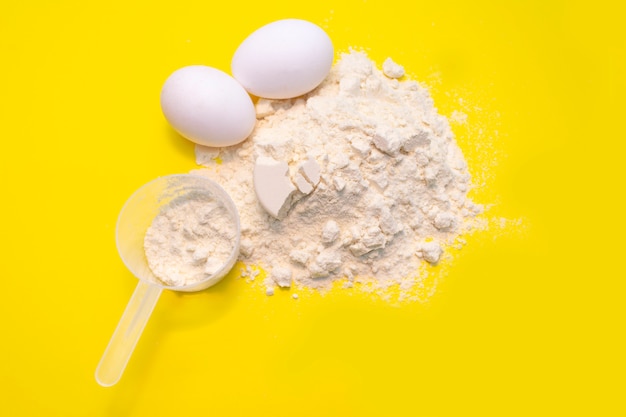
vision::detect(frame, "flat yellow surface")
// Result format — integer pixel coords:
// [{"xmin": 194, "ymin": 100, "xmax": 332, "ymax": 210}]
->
[{"xmin": 1, "ymin": 1, "xmax": 624, "ymax": 416}]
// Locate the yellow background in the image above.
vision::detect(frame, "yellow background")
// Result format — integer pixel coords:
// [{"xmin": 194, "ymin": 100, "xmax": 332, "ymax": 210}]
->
[{"xmin": 1, "ymin": 1, "xmax": 624, "ymax": 416}]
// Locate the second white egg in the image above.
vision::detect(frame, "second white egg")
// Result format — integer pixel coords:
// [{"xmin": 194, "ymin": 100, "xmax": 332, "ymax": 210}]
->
[
  {"xmin": 231, "ymin": 19, "xmax": 334, "ymax": 99},
  {"xmin": 160, "ymin": 66, "xmax": 256, "ymax": 147}
]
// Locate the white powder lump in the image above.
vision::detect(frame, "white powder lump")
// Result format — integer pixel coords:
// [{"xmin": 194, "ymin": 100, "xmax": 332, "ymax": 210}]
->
[
  {"xmin": 418, "ymin": 241, "xmax": 444, "ymax": 264},
  {"xmin": 382, "ymin": 57, "xmax": 405, "ymax": 79},
  {"xmin": 321, "ymin": 220, "xmax": 340, "ymax": 244},
  {"xmin": 271, "ymin": 266, "xmax": 293, "ymax": 288},
  {"xmin": 192, "ymin": 50, "xmax": 483, "ymax": 297}
]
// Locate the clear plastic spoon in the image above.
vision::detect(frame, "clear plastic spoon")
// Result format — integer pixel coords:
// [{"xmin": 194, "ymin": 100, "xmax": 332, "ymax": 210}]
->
[{"xmin": 95, "ymin": 174, "xmax": 240, "ymax": 387}]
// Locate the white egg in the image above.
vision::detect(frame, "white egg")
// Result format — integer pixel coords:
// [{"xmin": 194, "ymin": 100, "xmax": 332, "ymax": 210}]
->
[
  {"xmin": 160, "ymin": 66, "xmax": 256, "ymax": 147},
  {"xmin": 232, "ymin": 19, "xmax": 334, "ymax": 99}
]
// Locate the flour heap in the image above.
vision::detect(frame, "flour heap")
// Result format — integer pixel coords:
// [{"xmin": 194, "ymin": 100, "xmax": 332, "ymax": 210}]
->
[{"xmin": 193, "ymin": 50, "xmax": 482, "ymax": 296}]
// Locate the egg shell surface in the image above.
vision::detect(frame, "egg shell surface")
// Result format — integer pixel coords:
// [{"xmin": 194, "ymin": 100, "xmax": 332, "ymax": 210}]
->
[
  {"xmin": 232, "ymin": 19, "xmax": 334, "ymax": 99},
  {"xmin": 160, "ymin": 66, "xmax": 256, "ymax": 147}
]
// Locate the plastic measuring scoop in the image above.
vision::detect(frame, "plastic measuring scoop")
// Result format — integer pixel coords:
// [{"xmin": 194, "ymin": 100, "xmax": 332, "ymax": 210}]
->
[{"xmin": 95, "ymin": 174, "xmax": 241, "ymax": 387}]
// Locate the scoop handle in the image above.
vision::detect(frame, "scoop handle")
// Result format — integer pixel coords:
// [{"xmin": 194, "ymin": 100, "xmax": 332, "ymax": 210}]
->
[{"xmin": 95, "ymin": 281, "xmax": 162, "ymax": 387}]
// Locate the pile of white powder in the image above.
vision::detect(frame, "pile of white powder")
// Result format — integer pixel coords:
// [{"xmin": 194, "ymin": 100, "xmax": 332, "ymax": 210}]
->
[
  {"xmin": 144, "ymin": 192, "xmax": 238, "ymax": 287},
  {"xmin": 191, "ymin": 50, "xmax": 482, "ymax": 296}
]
